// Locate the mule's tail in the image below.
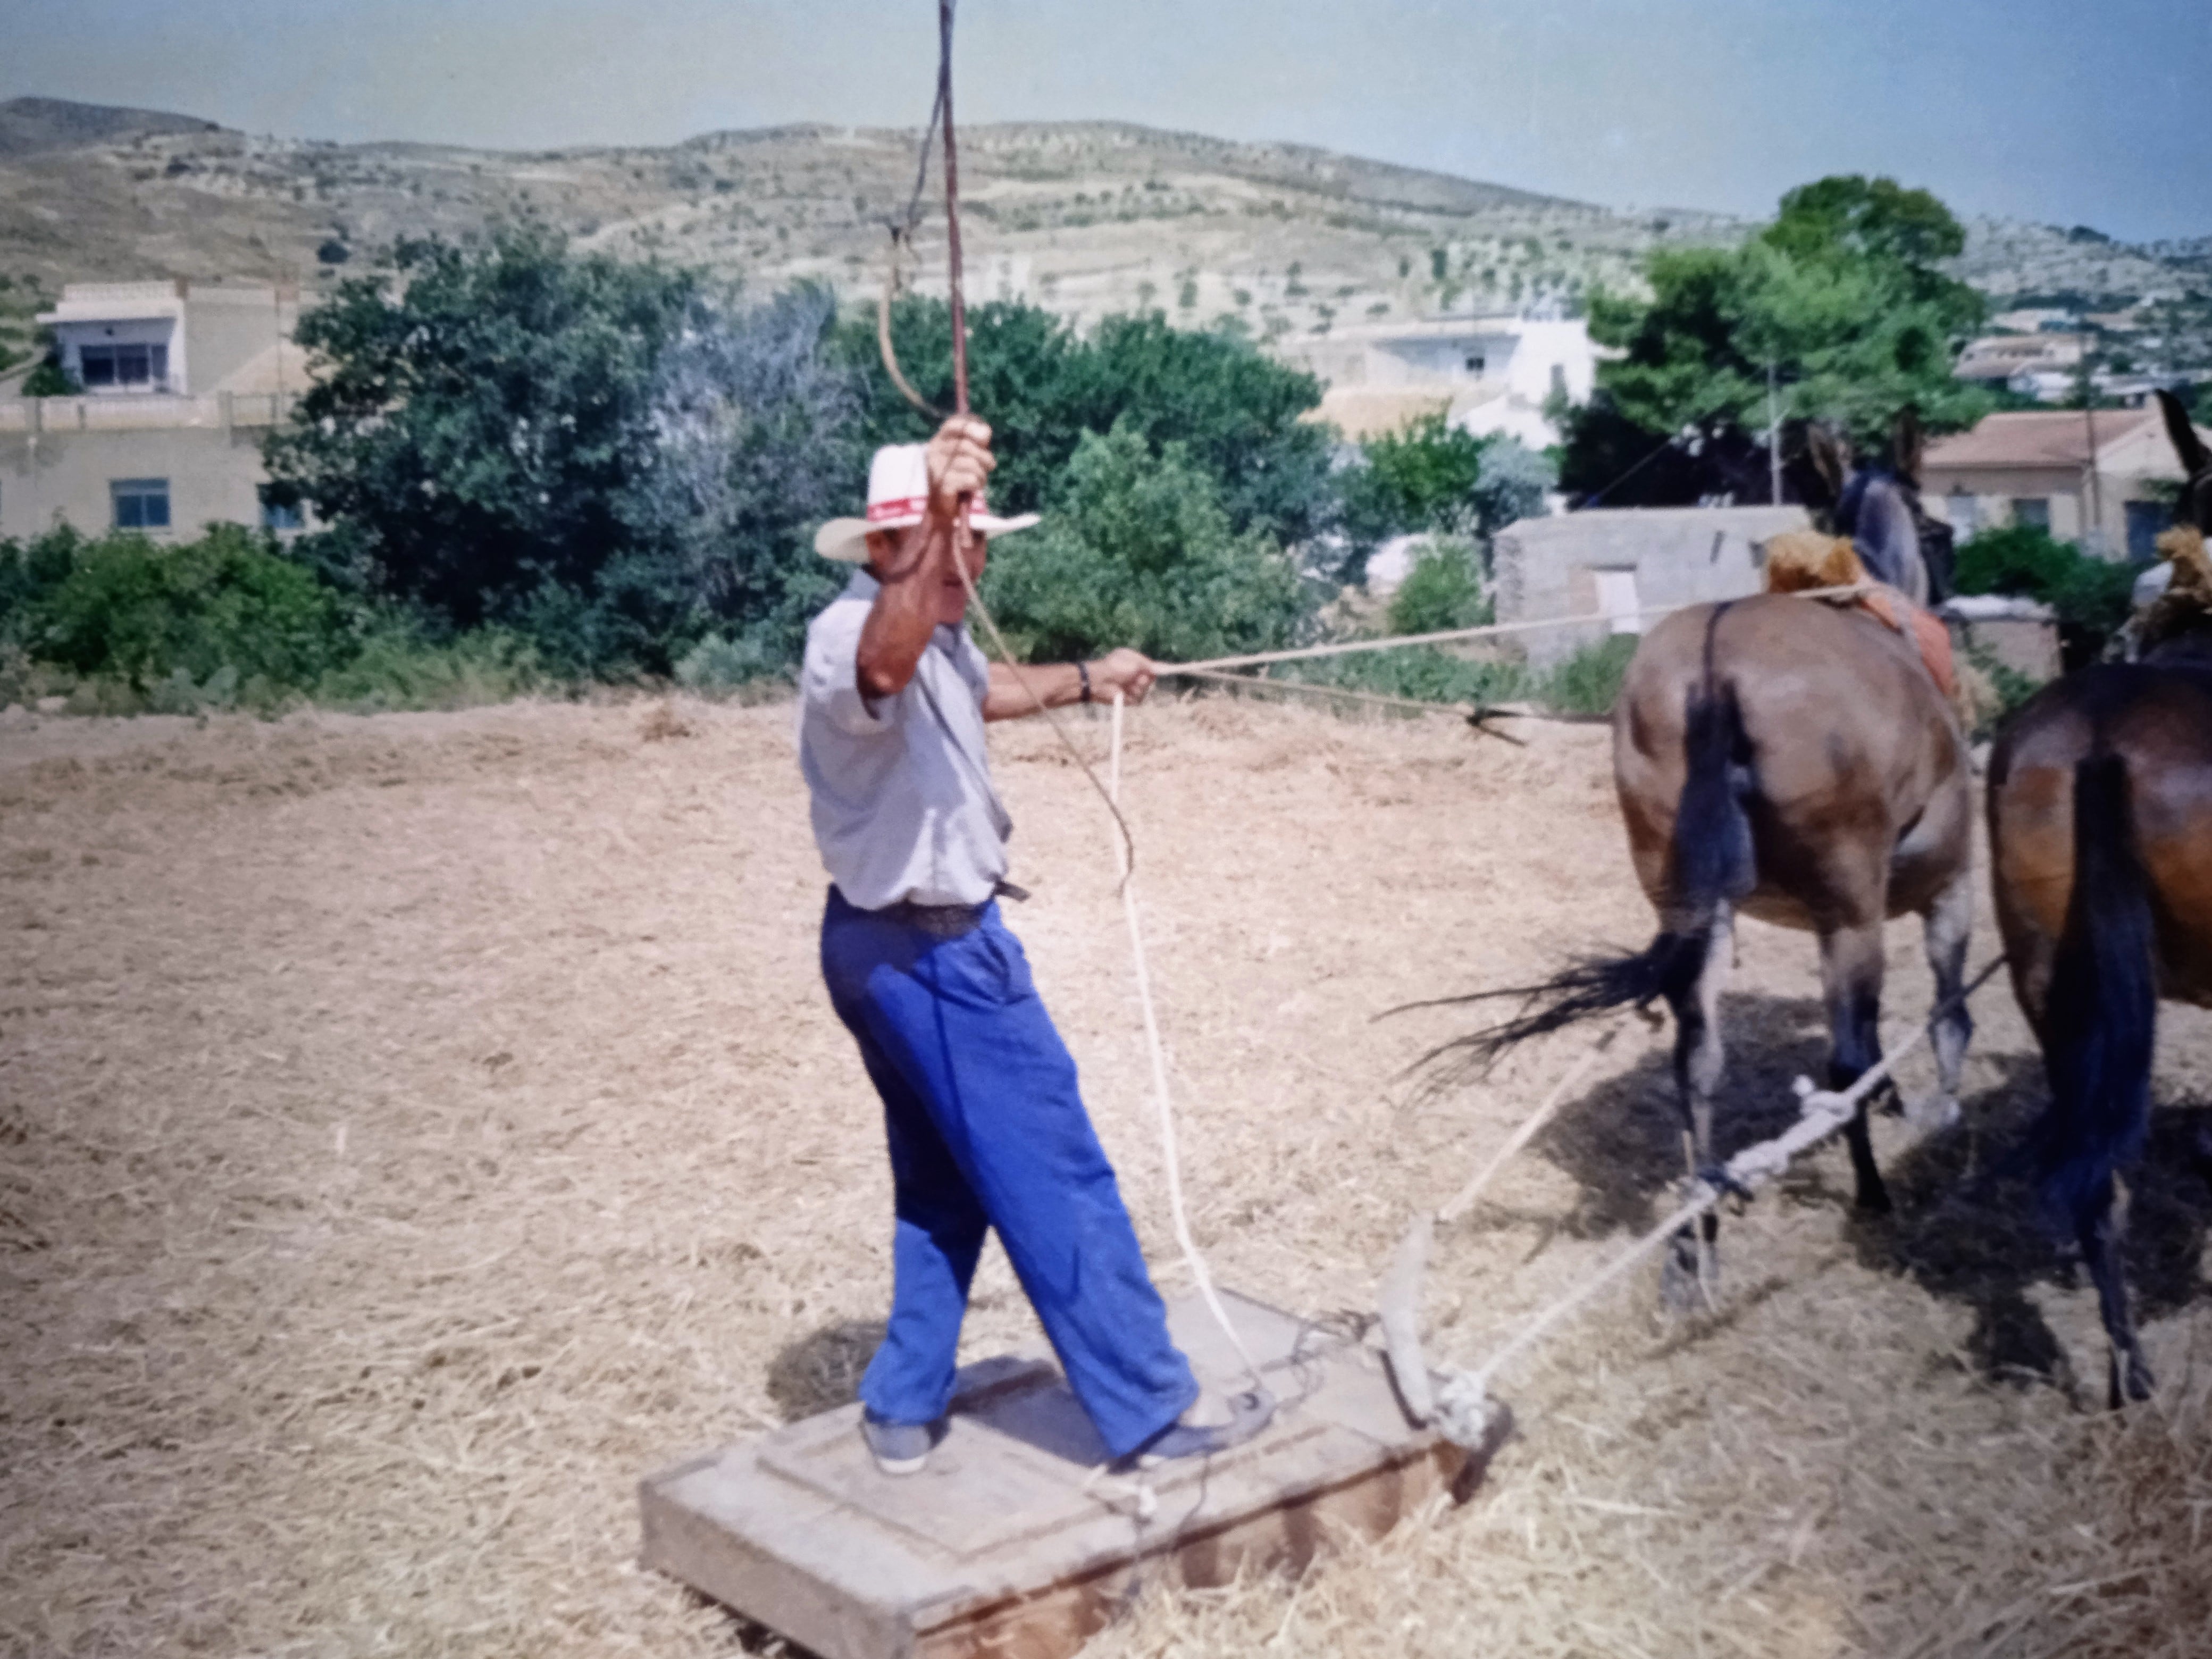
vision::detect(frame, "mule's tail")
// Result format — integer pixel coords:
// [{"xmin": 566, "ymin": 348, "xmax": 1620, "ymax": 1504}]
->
[
  {"xmin": 1409, "ymin": 621, "xmax": 1755, "ymax": 1080},
  {"xmin": 2037, "ymin": 751, "xmax": 2159, "ymax": 1221}
]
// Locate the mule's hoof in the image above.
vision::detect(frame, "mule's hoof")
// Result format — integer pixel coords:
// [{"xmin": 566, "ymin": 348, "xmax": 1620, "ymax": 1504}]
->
[
  {"xmin": 1658, "ymin": 1237, "xmax": 1713, "ymax": 1315},
  {"xmin": 1903, "ymin": 1093, "xmax": 1962, "ymax": 1134},
  {"xmin": 2120, "ymin": 1351, "xmax": 2156, "ymax": 1405}
]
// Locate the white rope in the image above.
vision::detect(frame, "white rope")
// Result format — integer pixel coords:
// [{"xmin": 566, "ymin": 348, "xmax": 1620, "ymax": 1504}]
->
[
  {"xmin": 1439, "ymin": 1015, "xmax": 1637, "ymax": 1227},
  {"xmin": 1110, "ymin": 690, "xmax": 1267, "ymax": 1390},
  {"xmin": 1453, "ymin": 955, "xmax": 2007, "ymax": 1396},
  {"xmin": 942, "ymin": 546, "xmax": 1263, "ymax": 1388},
  {"xmin": 1158, "ymin": 583, "xmax": 1871, "ymax": 677}
]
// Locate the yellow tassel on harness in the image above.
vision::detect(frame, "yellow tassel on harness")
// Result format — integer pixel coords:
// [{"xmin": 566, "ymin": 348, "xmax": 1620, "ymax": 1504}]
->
[
  {"xmin": 1762, "ymin": 531, "xmax": 1867, "ymax": 594},
  {"xmin": 2141, "ymin": 524, "xmax": 2212, "ymax": 652}
]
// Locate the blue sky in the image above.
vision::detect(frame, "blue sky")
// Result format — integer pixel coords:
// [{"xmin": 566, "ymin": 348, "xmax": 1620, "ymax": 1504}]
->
[{"xmin": 3, "ymin": 0, "xmax": 2203, "ymax": 240}]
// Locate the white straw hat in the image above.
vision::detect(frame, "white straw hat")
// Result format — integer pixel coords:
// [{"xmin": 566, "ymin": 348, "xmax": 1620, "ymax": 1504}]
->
[{"xmin": 813, "ymin": 442, "xmax": 1041, "ymax": 562}]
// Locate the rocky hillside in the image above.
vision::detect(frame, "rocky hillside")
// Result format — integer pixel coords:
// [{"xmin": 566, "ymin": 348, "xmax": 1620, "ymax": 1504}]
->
[
  {"xmin": 0, "ymin": 96, "xmax": 2201, "ymax": 343},
  {"xmin": 0, "ymin": 96, "xmax": 1732, "ymax": 337}
]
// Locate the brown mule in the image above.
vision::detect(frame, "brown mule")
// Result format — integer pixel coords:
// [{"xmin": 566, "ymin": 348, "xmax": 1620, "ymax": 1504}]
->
[
  {"xmin": 1984, "ymin": 389, "xmax": 2212, "ymax": 1404},
  {"xmin": 1426, "ymin": 445, "xmax": 1975, "ymax": 1304}
]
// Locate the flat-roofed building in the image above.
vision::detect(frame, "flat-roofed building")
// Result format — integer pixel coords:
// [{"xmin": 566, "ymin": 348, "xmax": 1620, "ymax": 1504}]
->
[
  {"xmin": 0, "ymin": 280, "xmax": 308, "ymax": 541},
  {"xmin": 1278, "ymin": 315, "xmax": 1597, "ymax": 448}
]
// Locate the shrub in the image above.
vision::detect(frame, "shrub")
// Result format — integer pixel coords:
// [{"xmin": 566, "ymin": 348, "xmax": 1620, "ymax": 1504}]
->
[
  {"xmin": 1280, "ymin": 632, "xmax": 1635, "ymax": 718},
  {"xmin": 1386, "ymin": 537, "xmax": 1492, "ymax": 635},
  {"xmin": 1288, "ymin": 646, "xmax": 1530, "ymax": 709},
  {"xmin": 19, "ymin": 357, "xmax": 78, "ymax": 397},
  {"xmin": 1539, "ymin": 633, "xmax": 1640, "ymax": 716},
  {"xmin": 308, "ymin": 618, "xmax": 544, "ymax": 711},
  {"xmin": 674, "ymin": 631, "xmax": 789, "ymax": 699},
  {"xmin": 22, "ymin": 524, "xmax": 347, "ymax": 691},
  {"xmin": 1, "ymin": 524, "xmax": 549, "ymax": 715},
  {"xmin": 0, "ymin": 524, "xmax": 79, "ymax": 634},
  {"xmin": 1954, "ymin": 524, "xmax": 2141, "ymax": 663}
]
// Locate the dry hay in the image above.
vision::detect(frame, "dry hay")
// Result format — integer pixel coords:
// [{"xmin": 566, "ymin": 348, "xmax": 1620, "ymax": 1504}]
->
[{"xmin": 1, "ymin": 693, "xmax": 2207, "ymax": 1659}]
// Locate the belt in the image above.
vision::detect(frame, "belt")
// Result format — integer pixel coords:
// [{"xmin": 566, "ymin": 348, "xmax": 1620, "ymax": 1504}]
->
[{"xmin": 866, "ymin": 879, "xmax": 1030, "ymax": 939}]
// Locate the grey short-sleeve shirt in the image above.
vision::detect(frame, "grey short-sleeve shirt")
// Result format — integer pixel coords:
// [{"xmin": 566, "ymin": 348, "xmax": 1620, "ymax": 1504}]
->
[{"xmin": 798, "ymin": 569, "xmax": 1011, "ymax": 909}]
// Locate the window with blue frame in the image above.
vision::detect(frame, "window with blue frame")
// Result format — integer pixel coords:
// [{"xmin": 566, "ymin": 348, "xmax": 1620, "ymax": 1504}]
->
[
  {"xmin": 260, "ymin": 497, "xmax": 303, "ymax": 531},
  {"xmin": 111, "ymin": 478, "xmax": 171, "ymax": 530}
]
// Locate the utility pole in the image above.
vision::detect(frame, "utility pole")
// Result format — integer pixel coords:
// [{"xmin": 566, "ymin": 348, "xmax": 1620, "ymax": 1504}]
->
[
  {"xmin": 1767, "ymin": 362, "xmax": 1782, "ymax": 505},
  {"xmin": 2076, "ymin": 333, "xmax": 2104, "ymax": 556}
]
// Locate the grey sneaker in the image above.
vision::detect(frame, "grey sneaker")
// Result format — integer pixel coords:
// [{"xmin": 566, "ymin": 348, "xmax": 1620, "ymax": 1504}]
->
[
  {"xmin": 860, "ymin": 1412, "xmax": 940, "ymax": 1476},
  {"xmin": 1126, "ymin": 1387, "xmax": 1276, "ymax": 1469}
]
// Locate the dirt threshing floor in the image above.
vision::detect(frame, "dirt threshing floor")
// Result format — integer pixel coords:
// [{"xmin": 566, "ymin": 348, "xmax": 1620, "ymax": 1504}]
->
[{"xmin": 2, "ymin": 694, "xmax": 2209, "ymax": 1659}]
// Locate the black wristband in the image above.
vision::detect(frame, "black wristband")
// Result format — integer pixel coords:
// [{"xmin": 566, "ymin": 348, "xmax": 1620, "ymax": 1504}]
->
[{"xmin": 1077, "ymin": 660, "xmax": 1092, "ymax": 705}]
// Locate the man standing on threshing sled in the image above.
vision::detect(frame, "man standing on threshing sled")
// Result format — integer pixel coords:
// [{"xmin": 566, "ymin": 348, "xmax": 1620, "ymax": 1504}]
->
[{"xmin": 799, "ymin": 414, "xmax": 1274, "ymax": 1477}]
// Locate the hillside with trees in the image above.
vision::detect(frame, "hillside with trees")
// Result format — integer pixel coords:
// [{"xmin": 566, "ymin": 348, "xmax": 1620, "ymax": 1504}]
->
[{"xmin": 7, "ymin": 95, "xmax": 2199, "ymax": 345}]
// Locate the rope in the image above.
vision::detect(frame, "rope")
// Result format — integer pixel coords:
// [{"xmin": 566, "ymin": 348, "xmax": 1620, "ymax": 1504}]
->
[
  {"xmin": 1111, "ymin": 691, "xmax": 1268, "ymax": 1390},
  {"xmin": 936, "ymin": 558, "xmax": 1266, "ymax": 1389},
  {"xmin": 1453, "ymin": 954, "xmax": 2006, "ymax": 1395},
  {"xmin": 1438, "ymin": 1015, "xmax": 1635, "ymax": 1227},
  {"xmin": 1166, "ymin": 664, "xmax": 1536, "ymax": 739},
  {"xmin": 895, "ymin": 0, "xmax": 1262, "ymax": 1395},
  {"xmin": 1155, "ymin": 583, "xmax": 1871, "ymax": 678}
]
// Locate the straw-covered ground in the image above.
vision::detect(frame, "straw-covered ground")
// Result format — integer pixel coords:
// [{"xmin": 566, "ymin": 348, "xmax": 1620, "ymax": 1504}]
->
[{"xmin": 2, "ymin": 694, "xmax": 2207, "ymax": 1659}]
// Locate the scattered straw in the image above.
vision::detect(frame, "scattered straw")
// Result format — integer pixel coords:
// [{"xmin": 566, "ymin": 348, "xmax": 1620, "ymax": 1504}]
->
[{"xmin": 0, "ymin": 696, "xmax": 2206, "ymax": 1658}]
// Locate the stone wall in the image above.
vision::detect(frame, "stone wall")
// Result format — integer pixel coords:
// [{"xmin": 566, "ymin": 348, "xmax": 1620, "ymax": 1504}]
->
[{"xmin": 1492, "ymin": 505, "xmax": 1812, "ymax": 667}]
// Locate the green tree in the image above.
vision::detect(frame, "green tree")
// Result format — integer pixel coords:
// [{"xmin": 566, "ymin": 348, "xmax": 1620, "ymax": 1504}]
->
[
  {"xmin": 264, "ymin": 227, "xmax": 703, "ymax": 669},
  {"xmin": 1339, "ymin": 414, "xmax": 1555, "ymax": 576},
  {"xmin": 978, "ymin": 420, "xmax": 1308, "ymax": 664},
  {"xmin": 621, "ymin": 282, "xmax": 868, "ymax": 664},
  {"xmin": 839, "ymin": 298, "xmax": 1336, "ymax": 545},
  {"xmin": 1385, "ymin": 538, "xmax": 1490, "ymax": 635},
  {"xmin": 1344, "ymin": 413, "xmax": 1487, "ymax": 548},
  {"xmin": 1569, "ymin": 175, "xmax": 1991, "ymax": 501}
]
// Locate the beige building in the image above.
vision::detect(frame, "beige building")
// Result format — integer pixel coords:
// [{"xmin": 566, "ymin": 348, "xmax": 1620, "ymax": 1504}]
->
[
  {"xmin": 1953, "ymin": 332, "xmax": 2089, "ymax": 391},
  {"xmin": 1921, "ymin": 408, "xmax": 2210, "ymax": 561},
  {"xmin": 0, "ymin": 280, "xmax": 309, "ymax": 542}
]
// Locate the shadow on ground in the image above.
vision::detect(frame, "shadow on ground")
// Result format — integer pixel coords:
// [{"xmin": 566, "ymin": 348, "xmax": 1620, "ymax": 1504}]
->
[
  {"xmin": 767, "ymin": 1319, "xmax": 888, "ymax": 1422},
  {"xmin": 1433, "ymin": 983, "xmax": 2212, "ymax": 1397},
  {"xmin": 1499, "ymin": 988, "xmax": 1834, "ymax": 1241},
  {"xmin": 1861, "ymin": 1058, "xmax": 2212, "ymax": 1399}
]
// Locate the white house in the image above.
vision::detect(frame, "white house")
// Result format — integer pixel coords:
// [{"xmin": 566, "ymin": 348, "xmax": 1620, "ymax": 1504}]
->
[{"xmin": 1277, "ymin": 315, "xmax": 1598, "ymax": 448}]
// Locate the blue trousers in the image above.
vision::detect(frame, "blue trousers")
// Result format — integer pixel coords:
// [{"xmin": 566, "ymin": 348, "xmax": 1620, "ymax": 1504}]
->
[{"xmin": 820, "ymin": 887, "xmax": 1199, "ymax": 1459}]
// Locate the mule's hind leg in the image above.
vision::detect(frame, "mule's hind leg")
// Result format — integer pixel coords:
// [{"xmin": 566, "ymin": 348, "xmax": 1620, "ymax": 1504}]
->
[
  {"xmin": 1819, "ymin": 920, "xmax": 1893, "ymax": 1214},
  {"xmin": 1914, "ymin": 870, "xmax": 1975, "ymax": 1132},
  {"xmin": 1661, "ymin": 904, "xmax": 1733, "ymax": 1310},
  {"xmin": 2078, "ymin": 1174, "xmax": 2154, "ymax": 1405}
]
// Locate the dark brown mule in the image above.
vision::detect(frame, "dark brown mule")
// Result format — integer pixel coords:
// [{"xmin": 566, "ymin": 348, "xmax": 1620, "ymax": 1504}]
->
[
  {"xmin": 1430, "ymin": 434, "xmax": 1975, "ymax": 1301},
  {"xmin": 1985, "ymin": 389, "xmax": 2212, "ymax": 1404}
]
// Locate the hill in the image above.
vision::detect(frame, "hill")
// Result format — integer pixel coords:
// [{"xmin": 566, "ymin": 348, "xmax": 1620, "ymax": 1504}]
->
[
  {"xmin": 0, "ymin": 97, "xmax": 1733, "ymax": 336},
  {"xmin": 0, "ymin": 96, "xmax": 221, "ymax": 160},
  {"xmin": 0, "ymin": 97, "xmax": 2202, "ymax": 341}
]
